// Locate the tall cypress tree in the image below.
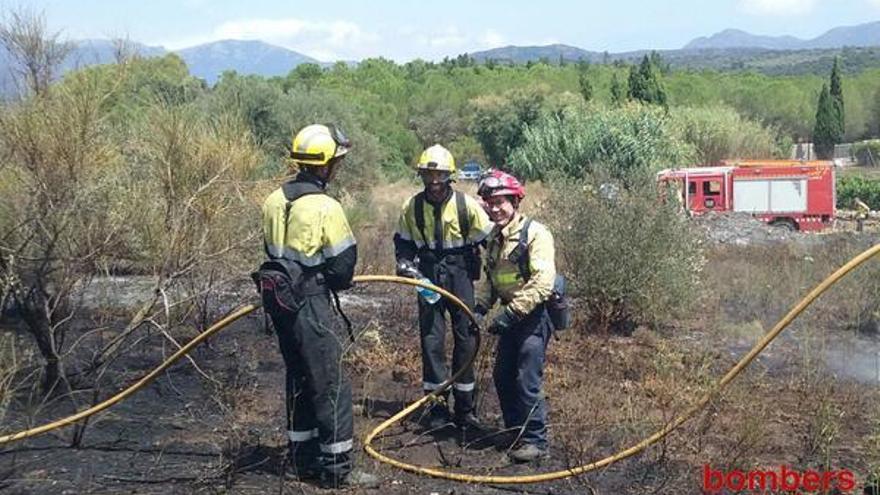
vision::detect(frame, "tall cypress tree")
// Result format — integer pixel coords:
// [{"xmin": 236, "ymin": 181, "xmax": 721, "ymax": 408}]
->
[
  {"xmin": 626, "ymin": 63, "xmax": 642, "ymax": 101},
  {"xmin": 814, "ymin": 83, "xmax": 840, "ymax": 159},
  {"xmin": 873, "ymin": 86, "xmax": 880, "ymax": 136},
  {"xmin": 830, "ymin": 56, "xmax": 845, "ymax": 139},
  {"xmin": 627, "ymin": 55, "xmax": 667, "ymax": 107}
]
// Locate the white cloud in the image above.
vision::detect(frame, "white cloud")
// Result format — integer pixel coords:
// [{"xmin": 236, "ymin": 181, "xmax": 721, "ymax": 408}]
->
[
  {"xmin": 869, "ymin": 0, "xmax": 880, "ymax": 8},
  {"xmin": 161, "ymin": 19, "xmax": 511, "ymax": 62},
  {"xmin": 160, "ymin": 17, "xmax": 379, "ymax": 61},
  {"xmin": 739, "ymin": 0, "xmax": 817, "ymax": 15},
  {"xmin": 216, "ymin": 18, "xmax": 377, "ymax": 49},
  {"xmin": 481, "ymin": 29, "xmax": 506, "ymax": 48},
  {"xmin": 394, "ymin": 26, "xmax": 510, "ymax": 60}
]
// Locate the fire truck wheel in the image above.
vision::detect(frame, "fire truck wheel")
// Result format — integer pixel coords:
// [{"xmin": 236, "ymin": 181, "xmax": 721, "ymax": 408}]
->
[{"xmin": 769, "ymin": 219, "xmax": 797, "ymax": 232}]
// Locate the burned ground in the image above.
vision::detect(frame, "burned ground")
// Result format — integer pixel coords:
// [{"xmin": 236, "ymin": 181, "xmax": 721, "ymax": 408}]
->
[{"xmin": 3, "ymin": 232, "xmax": 880, "ymax": 494}]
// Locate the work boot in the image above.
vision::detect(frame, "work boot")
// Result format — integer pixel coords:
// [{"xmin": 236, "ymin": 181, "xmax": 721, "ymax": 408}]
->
[
  {"xmin": 420, "ymin": 405, "xmax": 452, "ymax": 431},
  {"xmin": 286, "ymin": 444, "xmax": 320, "ymax": 480},
  {"xmin": 508, "ymin": 443, "xmax": 549, "ymax": 463},
  {"xmin": 493, "ymin": 430, "xmax": 517, "ymax": 449},
  {"xmin": 321, "ymin": 469, "xmax": 380, "ymax": 489},
  {"xmin": 454, "ymin": 411, "xmax": 488, "ymax": 432},
  {"xmin": 284, "ymin": 462, "xmax": 319, "ymax": 481}
]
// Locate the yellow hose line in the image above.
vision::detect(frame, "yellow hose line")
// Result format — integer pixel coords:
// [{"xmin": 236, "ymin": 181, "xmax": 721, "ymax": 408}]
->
[
  {"xmin": 3, "ymin": 246, "xmax": 880, "ymax": 485},
  {"xmin": 0, "ymin": 304, "xmax": 260, "ymax": 445},
  {"xmin": 360, "ymin": 244, "xmax": 880, "ymax": 484},
  {"xmin": 0, "ymin": 277, "xmax": 464, "ymax": 447}
]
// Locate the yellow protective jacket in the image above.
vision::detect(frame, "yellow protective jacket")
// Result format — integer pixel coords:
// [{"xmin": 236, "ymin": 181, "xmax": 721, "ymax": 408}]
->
[
  {"xmin": 261, "ymin": 174, "xmax": 357, "ymax": 291},
  {"xmin": 477, "ymin": 213, "xmax": 556, "ymax": 316},
  {"xmin": 394, "ymin": 188, "xmax": 493, "ymax": 261}
]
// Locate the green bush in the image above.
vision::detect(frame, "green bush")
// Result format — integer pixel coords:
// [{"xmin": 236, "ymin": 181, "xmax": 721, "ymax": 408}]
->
[
  {"xmin": 836, "ymin": 175, "xmax": 880, "ymax": 209},
  {"xmin": 470, "ymin": 86, "xmax": 549, "ymax": 168},
  {"xmin": 669, "ymin": 106, "xmax": 780, "ymax": 165},
  {"xmin": 510, "ymin": 103, "xmax": 693, "ymax": 183},
  {"xmin": 542, "ymin": 172, "xmax": 704, "ymax": 332}
]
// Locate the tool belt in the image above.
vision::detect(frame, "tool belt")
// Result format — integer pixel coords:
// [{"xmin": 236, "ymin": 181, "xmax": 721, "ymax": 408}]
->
[{"xmin": 418, "ymin": 246, "xmax": 481, "ymax": 281}]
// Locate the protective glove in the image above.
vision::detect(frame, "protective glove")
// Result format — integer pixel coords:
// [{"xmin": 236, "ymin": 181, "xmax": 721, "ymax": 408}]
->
[
  {"xmin": 488, "ymin": 306, "xmax": 522, "ymax": 335},
  {"xmin": 396, "ymin": 259, "xmax": 422, "ymax": 279}
]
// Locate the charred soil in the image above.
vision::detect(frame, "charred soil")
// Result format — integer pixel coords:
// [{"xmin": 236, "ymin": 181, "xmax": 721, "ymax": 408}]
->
[{"xmin": 2, "ymin": 274, "xmax": 880, "ymax": 494}]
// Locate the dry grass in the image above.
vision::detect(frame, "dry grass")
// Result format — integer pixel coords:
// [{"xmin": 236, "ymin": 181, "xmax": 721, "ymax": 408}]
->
[
  {"xmin": 0, "ymin": 332, "xmax": 28, "ymax": 427},
  {"xmin": 707, "ymin": 238, "xmax": 880, "ymax": 334},
  {"xmin": 345, "ymin": 180, "xmax": 420, "ymax": 275},
  {"xmin": 531, "ymin": 232, "xmax": 880, "ymax": 490}
]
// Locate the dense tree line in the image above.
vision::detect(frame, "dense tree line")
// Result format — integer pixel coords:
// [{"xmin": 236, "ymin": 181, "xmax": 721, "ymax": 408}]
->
[
  {"xmin": 243, "ymin": 53, "xmax": 880, "ymax": 174},
  {"xmin": 40, "ymin": 50, "xmax": 873, "ymax": 182}
]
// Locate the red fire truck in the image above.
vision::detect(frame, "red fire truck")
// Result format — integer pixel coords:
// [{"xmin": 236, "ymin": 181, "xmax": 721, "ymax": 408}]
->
[{"xmin": 656, "ymin": 160, "xmax": 836, "ymax": 231}]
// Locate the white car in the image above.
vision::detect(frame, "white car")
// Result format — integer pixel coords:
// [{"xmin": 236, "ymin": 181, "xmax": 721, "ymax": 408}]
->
[{"xmin": 457, "ymin": 162, "xmax": 483, "ymax": 181}]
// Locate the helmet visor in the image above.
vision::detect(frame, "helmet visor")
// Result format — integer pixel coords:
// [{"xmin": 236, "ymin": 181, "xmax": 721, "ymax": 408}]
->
[
  {"xmin": 290, "ymin": 124, "xmax": 352, "ymax": 164},
  {"xmin": 479, "ymin": 175, "xmax": 503, "ymax": 190},
  {"xmin": 327, "ymin": 123, "xmax": 352, "ymax": 155}
]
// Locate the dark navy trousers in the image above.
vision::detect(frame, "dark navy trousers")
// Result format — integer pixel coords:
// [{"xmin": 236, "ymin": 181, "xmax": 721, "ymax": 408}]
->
[{"xmin": 493, "ymin": 305, "xmax": 552, "ymax": 448}]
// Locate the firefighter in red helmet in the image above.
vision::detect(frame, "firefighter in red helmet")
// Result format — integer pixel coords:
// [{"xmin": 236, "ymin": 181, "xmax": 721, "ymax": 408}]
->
[{"xmin": 476, "ymin": 169, "xmax": 557, "ymax": 463}]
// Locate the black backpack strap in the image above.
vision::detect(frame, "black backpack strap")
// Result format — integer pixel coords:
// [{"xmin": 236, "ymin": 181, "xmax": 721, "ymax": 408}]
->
[
  {"xmin": 432, "ymin": 198, "xmax": 444, "ymax": 254},
  {"xmin": 413, "ymin": 192, "xmax": 430, "ymax": 249},
  {"xmin": 455, "ymin": 191, "xmax": 471, "ymax": 245},
  {"xmin": 280, "ymin": 181, "xmax": 324, "ymax": 248},
  {"xmin": 518, "ymin": 218, "xmax": 533, "ymax": 283}
]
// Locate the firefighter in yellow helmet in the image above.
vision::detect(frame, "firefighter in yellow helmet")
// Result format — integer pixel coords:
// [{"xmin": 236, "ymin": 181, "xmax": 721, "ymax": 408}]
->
[
  {"xmin": 258, "ymin": 124, "xmax": 378, "ymax": 488},
  {"xmin": 476, "ymin": 169, "xmax": 556, "ymax": 463},
  {"xmin": 393, "ymin": 145, "xmax": 493, "ymax": 431}
]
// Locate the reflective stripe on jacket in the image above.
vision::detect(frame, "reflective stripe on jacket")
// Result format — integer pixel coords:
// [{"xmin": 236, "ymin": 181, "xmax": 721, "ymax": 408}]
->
[
  {"xmin": 477, "ymin": 213, "xmax": 555, "ymax": 316},
  {"xmin": 261, "ymin": 177, "xmax": 357, "ymax": 290},
  {"xmin": 395, "ymin": 190, "xmax": 493, "ymax": 252}
]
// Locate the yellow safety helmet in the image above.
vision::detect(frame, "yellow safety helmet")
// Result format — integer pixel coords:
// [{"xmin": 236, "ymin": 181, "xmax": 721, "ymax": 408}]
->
[
  {"xmin": 416, "ymin": 144, "xmax": 456, "ymax": 174},
  {"xmin": 290, "ymin": 124, "xmax": 351, "ymax": 166}
]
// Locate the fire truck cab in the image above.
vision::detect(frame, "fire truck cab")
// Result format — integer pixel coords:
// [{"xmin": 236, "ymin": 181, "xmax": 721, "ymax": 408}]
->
[{"xmin": 657, "ymin": 160, "xmax": 836, "ymax": 231}]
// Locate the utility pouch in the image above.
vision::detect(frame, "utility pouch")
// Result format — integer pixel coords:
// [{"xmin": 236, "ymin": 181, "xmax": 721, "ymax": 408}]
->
[
  {"xmin": 547, "ymin": 274, "xmax": 571, "ymax": 331},
  {"xmin": 251, "ymin": 258, "xmax": 306, "ymax": 315}
]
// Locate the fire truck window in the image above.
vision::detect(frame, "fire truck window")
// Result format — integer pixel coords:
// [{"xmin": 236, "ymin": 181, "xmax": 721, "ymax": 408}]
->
[
  {"xmin": 688, "ymin": 181, "xmax": 696, "ymax": 195},
  {"xmin": 703, "ymin": 180, "xmax": 721, "ymax": 196}
]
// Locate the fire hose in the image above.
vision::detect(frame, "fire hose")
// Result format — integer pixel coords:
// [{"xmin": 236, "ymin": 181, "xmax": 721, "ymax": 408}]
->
[{"xmin": 2, "ymin": 243, "xmax": 880, "ymax": 484}]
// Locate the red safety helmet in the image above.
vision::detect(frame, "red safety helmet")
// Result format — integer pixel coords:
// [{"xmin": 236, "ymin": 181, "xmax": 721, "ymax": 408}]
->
[{"xmin": 478, "ymin": 169, "xmax": 525, "ymax": 200}]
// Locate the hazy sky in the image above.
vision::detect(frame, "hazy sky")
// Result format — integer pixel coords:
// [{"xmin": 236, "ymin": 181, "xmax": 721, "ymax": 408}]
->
[{"xmin": 22, "ymin": 0, "xmax": 880, "ymax": 61}]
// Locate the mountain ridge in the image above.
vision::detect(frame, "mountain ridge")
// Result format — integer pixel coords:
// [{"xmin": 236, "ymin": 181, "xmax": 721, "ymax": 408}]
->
[
  {"xmin": 3, "ymin": 20, "xmax": 880, "ymax": 91},
  {"xmin": 685, "ymin": 21, "xmax": 880, "ymax": 50}
]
